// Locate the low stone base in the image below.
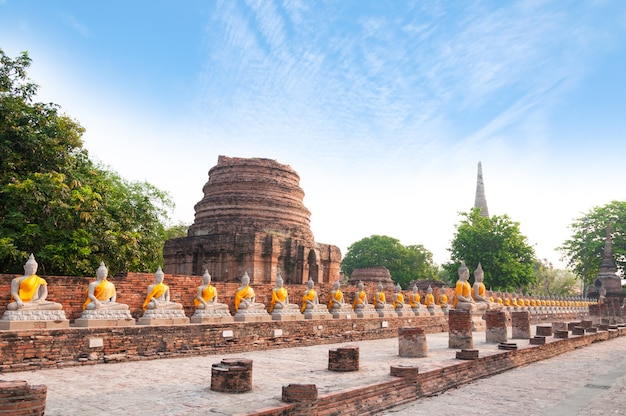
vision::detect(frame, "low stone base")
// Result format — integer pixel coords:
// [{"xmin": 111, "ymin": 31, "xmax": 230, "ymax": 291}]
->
[
  {"xmin": 0, "ymin": 380, "xmax": 47, "ymax": 416},
  {"xmin": 376, "ymin": 306, "xmax": 398, "ymax": 318},
  {"xmin": 427, "ymin": 306, "xmax": 444, "ymax": 317},
  {"xmin": 410, "ymin": 306, "xmax": 431, "ymax": 317},
  {"xmin": 456, "ymin": 349, "xmax": 479, "ymax": 360},
  {"xmin": 211, "ymin": 358, "xmax": 253, "ymax": 393},
  {"xmin": 303, "ymin": 306, "xmax": 333, "ymax": 320},
  {"xmin": 271, "ymin": 308, "xmax": 305, "ymax": 321},
  {"xmin": 0, "ymin": 310, "xmax": 69, "ymax": 330},
  {"xmin": 395, "ymin": 307, "xmax": 409, "ymax": 317},
  {"xmin": 398, "ymin": 327, "xmax": 428, "ymax": 358},
  {"xmin": 0, "ymin": 319, "xmax": 69, "ymax": 330},
  {"xmin": 355, "ymin": 306, "xmax": 378, "ymax": 319},
  {"xmin": 74, "ymin": 309, "xmax": 135, "ymax": 327},
  {"xmin": 190, "ymin": 308, "xmax": 234, "ymax": 324},
  {"xmin": 137, "ymin": 309, "xmax": 189, "ymax": 326},
  {"xmin": 328, "ymin": 346, "xmax": 359, "ymax": 372},
  {"xmin": 234, "ymin": 308, "xmax": 272, "ymax": 322},
  {"xmin": 331, "ymin": 305, "xmax": 357, "ymax": 319}
]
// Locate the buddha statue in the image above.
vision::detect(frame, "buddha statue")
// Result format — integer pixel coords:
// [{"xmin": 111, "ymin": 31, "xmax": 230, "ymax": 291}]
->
[
  {"xmin": 392, "ymin": 284, "xmax": 404, "ymax": 311},
  {"xmin": 301, "ymin": 279, "xmax": 319, "ymax": 313},
  {"xmin": 234, "ymin": 271, "xmax": 265, "ymax": 311},
  {"xmin": 408, "ymin": 284, "xmax": 421, "ymax": 308},
  {"xmin": 6, "ymin": 254, "xmax": 62, "ymax": 311},
  {"xmin": 373, "ymin": 282, "xmax": 387, "ymax": 310},
  {"xmin": 453, "ymin": 261, "xmax": 476, "ymax": 310},
  {"xmin": 495, "ymin": 291, "xmax": 503, "ymax": 305},
  {"xmin": 352, "ymin": 281, "xmax": 368, "ymax": 312},
  {"xmin": 471, "ymin": 263, "xmax": 499, "ymax": 310},
  {"xmin": 83, "ymin": 262, "xmax": 129, "ymax": 311},
  {"xmin": 269, "ymin": 273, "xmax": 300, "ymax": 314},
  {"xmin": 439, "ymin": 287, "xmax": 449, "ymax": 309},
  {"xmin": 424, "ymin": 285, "xmax": 435, "ymax": 307},
  {"xmin": 142, "ymin": 267, "xmax": 183, "ymax": 310},
  {"xmin": 194, "ymin": 270, "xmax": 229, "ymax": 311},
  {"xmin": 328, "ymin": 281, "xmax": 345, "ymax": 311}
]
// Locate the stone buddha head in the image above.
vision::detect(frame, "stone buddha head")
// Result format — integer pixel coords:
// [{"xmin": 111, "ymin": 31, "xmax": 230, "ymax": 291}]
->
[
  {"xmin": 458, "ymin": 261, "xmax": 469, "ymax": 282},
  {"xmin": 96, "ymin": 261, "xmax": 108, "ymax": 280},
  {"xmin": 154, "ymin": 266, "xmax": 164, "ymax": 283},
  {"xmin": 24, "ymin": 253, "xmax": 38, "ymax": 276},
  {"xmin": 202, "ymin": 269, "xmax": 211, "ymax": 284},
  {"xmin": 474, "ymin": 263, "xmax": 484, "ymax": 282}
]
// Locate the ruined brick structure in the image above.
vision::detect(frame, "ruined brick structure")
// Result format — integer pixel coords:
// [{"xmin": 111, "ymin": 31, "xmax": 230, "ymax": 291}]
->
[{"xmin": 163, "ymin": 156, "xmax": 341, "ymax": 284}]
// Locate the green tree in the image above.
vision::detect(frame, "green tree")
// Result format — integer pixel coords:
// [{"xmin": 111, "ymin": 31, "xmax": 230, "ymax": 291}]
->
[
  {"xmin": 341, "ymin": 235, "xmax": 438, "ymax": 288},
  {"xmin": 530, "ymin": 259, "xmax": 580, "ymax": 297},
  {"xmin": 444, "ymin": 208, "xmax": 536, "ymax": 291},
  {"xmin": 0, "ymin": 49, "xmax": 173, "ymax": 276},
  {"xmin": 165, "ymin": 221, "xmax": 190, "ymax": 239},
  {"xmin": 558, "ymin": 201, "xmax": 626, "ymax": 289}
]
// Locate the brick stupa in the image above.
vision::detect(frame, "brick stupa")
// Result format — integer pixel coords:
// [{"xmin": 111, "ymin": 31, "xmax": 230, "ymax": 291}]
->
[{"xmin": 163, "ymin": 156, "xmax": 341, "ymax": 284}]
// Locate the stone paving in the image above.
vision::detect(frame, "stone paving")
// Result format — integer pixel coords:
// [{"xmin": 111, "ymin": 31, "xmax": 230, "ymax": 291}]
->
[{"xmin": 1, "ymin": 327, "xmax": 625, "ymax": 415}]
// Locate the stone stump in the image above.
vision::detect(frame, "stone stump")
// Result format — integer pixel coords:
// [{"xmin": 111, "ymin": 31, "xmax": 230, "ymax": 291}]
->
[
  {"xmin": 328, "ymin": 346, "xmax": 359, "ymax": 372},
  {"xmin": 511, "ymin": 311, "xmax": 531, "ymax": 339},
  {"xmin": 210, "ymin": 358, "xmax": 253, "ymax": 393},
  {"xmin": 398, "ymin": 327, "xmax": 428, "ymax": 358},
  {"xmin": 448, "ymin": 310, "xmax": 473, "ymax": 349},
  {"xmin": 485, "ymin": 310, "xmax": 508, "ymax": 343},
  {"xmin": 390, "ymin": 364, "xmax": 420, "ymax": 380},
  {"xmin": 282, "ymin": 384, "xmax": 318, "ymax": 416},
  {"xmin": 536, "ymin": 325, "xmax": 553, "ymax": 337},
  {"xmin": 0, "ymin": 380, "xmax": 47, "ymax": 416}
]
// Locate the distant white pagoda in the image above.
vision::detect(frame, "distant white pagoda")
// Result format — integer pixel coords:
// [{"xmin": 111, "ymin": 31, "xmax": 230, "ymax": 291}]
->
[{"xmin": 474, "ymin": 161, "xmax": 489, "ymax": 217}]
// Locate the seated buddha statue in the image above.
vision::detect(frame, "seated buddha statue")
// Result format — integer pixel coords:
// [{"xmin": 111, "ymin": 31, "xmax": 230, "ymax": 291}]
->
[
  {"xmin": 424, "ymin": 285, "xmax": 436, "ymax": 307},
  {"xmin": 453, "ymin": 261, "xmax": 476, "ymax": 310},
  {"xmin": 352, "ymin": 281, "xmax": 368, "ymax": 311},
  {"xmin": 142, "ymin": 267, "xmax": 183, "ymax": 311},
  {"xmin": 328, "ymin": 281, "xmax": 345, "ymax": 311},
  {"xmin": 408, "ymin": 284, "xmax": 421, "ymax": 308},
  {"xmin": 495, "ymin": 291, "xmax": 503, "ymax": 305},
  {"xmin": 194, "ymin": 270, "xmax": 229, "ymax": 311},
  {"xmin": 301, "ymin": 279, "xmax": 320, "ymax": 313},
  {"xmin": 6, "ymin": 254, "xmax": 62, "ymax": 311},
  {"xmin": 439, "ymin": 288, "xmax": 449, "ymax": 308},
  {"xmin": 83, "ymin": 262, "xmax": 129, "ymax": 310},
  {"xmin": 373, "ymin": 282, "xmax": 387, "ymax": 310},
  {"xmin": 471, "ymin": 263, "xmax": 498, "ymax": 310},
  {"xmin": 392, "ymin": 284, "xmax": 404, "ymax": 311},
  {"xmin": 234, "ymin": 272, "xmax": 265, "ymax": 311},
  {"xmin": 269, "ymin": 273, "xmax": 299, "ymax": 313}
]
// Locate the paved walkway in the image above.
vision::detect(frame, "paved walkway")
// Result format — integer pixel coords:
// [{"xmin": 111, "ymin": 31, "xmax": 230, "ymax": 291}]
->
[{"xmin": 2, "ymin": 327, "xmax": 625, "ymax": 415}]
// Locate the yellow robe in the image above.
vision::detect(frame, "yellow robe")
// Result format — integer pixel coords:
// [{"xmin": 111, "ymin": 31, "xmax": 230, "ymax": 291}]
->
[
  {"xmin": 328, "ymin": 290, "xmax": 343, "ymax": 311},
  {"xmin": 269, "ymin": 287, "xmax": 288, "ymax": 312},
  {"xmin": 472, "ymin": 282, "xmax": 486, "ymax": 301},
  {"xmin": 234, "ymin": 285, "xmax": 254, "ymax": 311},
  {"xmin": 373, "ymin": 292, "xmax": 385, "ymax": 308},
  {"xmin": 301, "ymin": 289, "xmax": 317, "ymax": 313},
  {"xmin": 352, "ymin": 290, "xmax": 367, "ymax": 310},
  {"xmin": 142, "ymin": 282, "xmax": 168, "ymax": 310},
  {"xmin": 82, "ymin": 279, "xmax": 116, "ymax": 310},
  {"xmin": 194, "ymin": 285, "xmax": 217, "ymax": 308},
  {"xmin": 409, "ymin": 293, "xmax": 420, "ymax": 308},
  {"xmin": 14, "ymin": 274, "xmax": 47, "ymax": 302},
  {"xmin": 425, "ymin": 293, "xmax": 435, "ymax": 306},
  {"xmin": 393, "ymin": 293, "xmax": 404, "ymax": 309},
  {"xmin": 439, "ymin": 294, "xmax": 448, "ymax": 306},
  {"xmin": 453, "ymin": 280, "xmax": 471, "ymax": 308}
]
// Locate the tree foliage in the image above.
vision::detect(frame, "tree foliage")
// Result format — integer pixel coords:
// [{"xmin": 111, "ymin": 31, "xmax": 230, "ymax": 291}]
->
[
  {"xmin": 444, "ymin": 208, "xmax": 536, "ymax": 291},
  {"xmin": 341, "ymin": 235, "xmax": 438, "ymax": 288},
  {"xmin": 530, "ymin": 259, "xmax": 580, "ymax": 297},
  {"xmin": 558, "ymin": 201, "xmax": 626, "ymax": 288},
  {"xmin": 0, "ymin": 49, "xmax": 173, "ymax": 276}
]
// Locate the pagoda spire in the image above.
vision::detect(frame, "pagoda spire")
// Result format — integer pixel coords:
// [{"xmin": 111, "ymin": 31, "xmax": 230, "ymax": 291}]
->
[
  {"xmin": 474, "ymin": 161, "xmax": 489, "ymax": 217},
  {"xmin": 597, "ymin": 222, "xmax": 617, "ymax": 278}
]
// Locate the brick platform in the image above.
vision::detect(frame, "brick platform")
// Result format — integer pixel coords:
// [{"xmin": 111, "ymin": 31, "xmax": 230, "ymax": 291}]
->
[
  {"xmin": 0, "ymin": 380, "xmax": 46, "ymax": 416},
  {"xmin": 398, "ymin": 326, "xmax": 428, "ymax": 357},
  {"xmin": 328, "ymin": 346, "xmax": 359, "ymax": 372},
  {"xmin": 210, "ymin": 358, "xmax": 253, "ymax": 393}
]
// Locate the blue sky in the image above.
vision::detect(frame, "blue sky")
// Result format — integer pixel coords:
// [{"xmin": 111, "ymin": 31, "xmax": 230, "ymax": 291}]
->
[{"xmin": 2, "ymin": 0, "xmax": 626, "ymax": 270}]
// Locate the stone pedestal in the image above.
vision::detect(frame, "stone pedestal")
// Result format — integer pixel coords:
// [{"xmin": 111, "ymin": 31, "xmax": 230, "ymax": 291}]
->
[
  {"xmin": 536, "ymin": 325, "xmax": 552, "ymax": 337},
  {"xmin": 410, "ymin": 305, "xmax": 430, "ymax": 317},
  {"xmin": 211, "ymin": 358, "xmax": 253, "ymax": 393},
  {"xmin": 302, "ymin": 305, "xmax": 333, "ymax": 320},
  {"xmin": 74, "ymin": 309, "xmax": 135, "ymax": 327},
  {"xmin": 398, "ymin": 327, "xmax": 428, "ymax": 358},
  {"xmin": 328, "ymin": 346, "xmax": 359, "ymax": 372},
  {"xmin": 0, "ymin": 310, "xmax": 69, "ymax": 330},
  {"xmin": 395, "ymin": 305, "xmax": 408, "ymax": 317},
  {"xmin": 137, "ymin": 309, "xmax": 190, "ymax": 325},
  {"xmin": 271, "ymin": 307, "xmax": 304, "ymax": 321},
  {"xmin": 282, "ymin": 384, "xmax": 318, "ymax": 416},
  {"xmin": 390, "ymin": 364, "xmax": 420, "ymax": 379},
  {"xmin": 354, "ymin": 305, "xmax": 378, "ymax": 319},
  {"xmin": 448, "ymin": 310, "xmax": 473, "ymax": 349},
  {"xmin": 427, "ymin": 305, "xmax": 444, "ymax": 317},
  {"xmin": 190, "ymin": 308, "xmax": 234, "ymax": 324},
  {"xmin": 511, "ymin": 311, "xmax": 531, "ymax": 339},
  {"xmin": 330, "ymin": 304, "xmax": 357, "ymax": 319},
  {"xmin": 0, "ymin": 380, "xmax": 47, "ymax": 416},
  {"xmin": 233, "ymin": 308, "xmax": 272, "ymax": 322},
  {"xmin": 485, "ymin": 310, "xmax": 507, "ymax": 343},
  {"xmin": 375, "ymin": 305, "xmax": 398, "ymax": 318}
]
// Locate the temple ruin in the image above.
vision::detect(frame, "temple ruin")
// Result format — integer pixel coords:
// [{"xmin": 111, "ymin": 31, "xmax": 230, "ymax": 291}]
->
[{"xmin": 163, "ymin": 156, "xmax": 341, "ymax": 284}]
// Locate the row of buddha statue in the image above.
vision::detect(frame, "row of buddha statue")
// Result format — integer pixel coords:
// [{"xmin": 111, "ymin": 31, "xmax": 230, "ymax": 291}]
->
[{"xmin": 0, "ymin": 255, "xmax": 593, "ymax": 330}]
